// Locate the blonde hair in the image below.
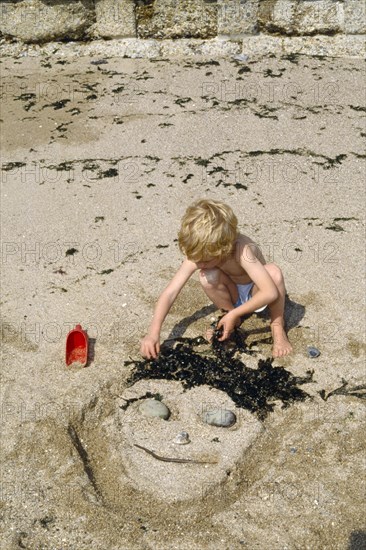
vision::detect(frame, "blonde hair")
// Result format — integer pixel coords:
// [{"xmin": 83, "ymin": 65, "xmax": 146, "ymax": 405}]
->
[{"xmin": 178, "ymin": 199, "xmax": 238, "ymax": 262}]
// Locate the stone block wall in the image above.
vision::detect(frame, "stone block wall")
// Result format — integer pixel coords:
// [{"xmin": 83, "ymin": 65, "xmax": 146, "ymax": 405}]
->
[
  {"xmin": 258, "ymin": 0, "xmax": 366, "ymax": 36},
  {"xmin": 0, "ymin": 0, "xmax": 95, "ymax": 43},
  {"xmin": 0, "ymin": 0, "xmax": 365, "ymax": 44}
]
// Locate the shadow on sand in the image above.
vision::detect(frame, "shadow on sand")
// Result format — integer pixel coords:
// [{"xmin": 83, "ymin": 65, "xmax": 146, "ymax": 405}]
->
[
  {"xmin": 166, "ymin": 295, "xmax": 305, "ymax": 347},
  {"xmin": 348, "ymin": 531, "xmax": 366, "ymax": 549}
]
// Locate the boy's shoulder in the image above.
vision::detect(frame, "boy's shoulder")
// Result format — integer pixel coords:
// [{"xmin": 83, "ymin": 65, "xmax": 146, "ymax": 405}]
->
[
  {"xmin": 234, "ymin": 233, "xmax": 265, "ymax": 264},
  {"xmin": 235, "ymin": 232, "xmax": 258, "ymax": 250},
  {"xmin": 174, "ymin": 257, "xmax": 198, "ymax": 279},
  {"xmin": 236, "ymin": 232, "xmax": 252, "ymax": 243}
]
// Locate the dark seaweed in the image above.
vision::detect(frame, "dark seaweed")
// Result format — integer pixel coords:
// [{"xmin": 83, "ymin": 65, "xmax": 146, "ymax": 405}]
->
[
  {"xmin": 175, "ymin": 97, "xmax": 192, "ymax": 107},
  {"xmin": 42, "ymin": 99, "xmax": 71, "ymax": 110},
  {"xmin": 1, "ymin": 161, "xmax": 26, "ymax": 171},
  {"xmin": 14, "ymin": 93, "xmax": 36, "ymax": 102},
  {"xmin": 113, "ymin": 86, "xmax": 124, "ymax": 93},
  {"xmin": 48, "ymin": 161, "xmax": 74, "ymax": 172},
  {"xmin": 350, "ymin": 106, "xmax": 366, "ymax": 112},
  {"xmin": 91, "ymin": 59, "xmax": 108, "ymax": 65},
  {"xmin": 195, "ymin": 60, "xmax": 220, "ymax": 66},
  {"xmin": 325, "ymin": 223, "xmax": 344, "ymax": 232},
  {"xmin": 238, "ymin": 66, "xmax": 251, "ymax": 74},
  {"xmin": 319, "ymin": 381, "xmax": 366, "ymax": 401},
  {"xmin": 145, "ymin": 156, "xmax": 161, "ymax": 162},
  {"xmin": 68, "ymin": 108, "xmax": 81, "ymax": 116},
  {"xmin": 263, "ymin": 68, "xmax": 285, "ymax": 78},
  {"xmin": 39, "ymin": 516, "xmax": 54, "ymax": 529},
  {"xmin": 222, "ymin": 182, "xmax": 248, "ymax": 190},
  {"xmin": 282, "ymin": 53, "xmax": 300, "ymax": 63},
  {"xmin": 65, "ymin": 248, "xmax": 78, "ymax": 256},
  {"xmin": 98, "ymin": 168, "xmax": 118, "ymax": 179},
  {"xmin": 126, "ymin": 327, "xmax": 314, "ymax": 421},
  {"xmin": 194, "ymin": 157, "xmax": 210, "ymax": 167},
  {"xmin": 182, "ymin": 174, "xmax": 194, "ymax": 183},
  {"xmin": 119, "ymin": 391, "xmax": 163, "ymax": 411}
]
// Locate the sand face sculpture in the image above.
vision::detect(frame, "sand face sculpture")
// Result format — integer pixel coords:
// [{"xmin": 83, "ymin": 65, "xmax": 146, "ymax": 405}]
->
[
  {"xmin": 109, "ymin": 379, "xmax": 263, "ymax": 502},
  {"xmin": 99, "ymin": 327, "xmax": 314, "ymax": 502}
]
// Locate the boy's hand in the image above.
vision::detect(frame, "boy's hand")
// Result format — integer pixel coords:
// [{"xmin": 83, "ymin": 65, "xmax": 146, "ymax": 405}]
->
[
  {"xmin": 217, "ymin": 312, "xmax": 238, "ymax": 341},
  {"xmin": 140, "ymin": 335, "xmax": 160, "ymax": 360}
]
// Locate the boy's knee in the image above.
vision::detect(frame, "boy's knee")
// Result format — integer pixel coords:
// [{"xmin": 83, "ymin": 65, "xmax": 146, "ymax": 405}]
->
[
  {"xmin": 199, "ymin": 268, "xmax": 220, "ymax": 287},
  {"xmin": 267, "ymin": 263, "xmax": 284, "ymax": 285}
]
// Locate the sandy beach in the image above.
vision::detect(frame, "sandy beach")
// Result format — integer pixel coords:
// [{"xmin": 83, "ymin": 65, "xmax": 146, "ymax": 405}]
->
[{"xmin": 1, "ymin": 50, "xmax": 365, "ymax": 549}]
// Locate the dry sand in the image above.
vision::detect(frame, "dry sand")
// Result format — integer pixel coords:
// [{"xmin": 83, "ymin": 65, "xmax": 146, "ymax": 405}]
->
[{"xmin": 0, "ymin": 51, "xmax": 365, "ymax": 549}]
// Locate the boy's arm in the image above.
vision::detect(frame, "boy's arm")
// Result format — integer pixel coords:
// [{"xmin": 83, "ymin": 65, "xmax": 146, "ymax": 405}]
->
[
  {"xmin": 232, "ymin": 244, "xmax": 279, "ymax": 318},
  {"xmin": 217, "ymin": 245, "xmax": 279, "ymax": 340},
  {"xmin": 141, "ymin": 258, "xmax": 198, "ymax": 358},
  {"xmin": 147, "ymin": 258, "xmax": 197, "ymax": 336}
]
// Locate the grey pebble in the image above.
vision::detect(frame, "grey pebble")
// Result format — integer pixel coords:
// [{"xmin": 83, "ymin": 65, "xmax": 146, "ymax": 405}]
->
[
  {"xmin": 202, "ymin": 409, "xmax": 236, "ymax": 427},
  {"xmin": 307, "ymin": 346, "xmax": 321, "ymax": 358},
  {"xmin": 139, "ymin": 399, "xmax": 170, "ymax": 420}
]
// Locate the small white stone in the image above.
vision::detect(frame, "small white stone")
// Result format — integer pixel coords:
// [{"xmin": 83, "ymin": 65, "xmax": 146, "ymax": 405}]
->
[{"xmin": 173, "ymin": 431, "xmax": 190, "ymax": 445}]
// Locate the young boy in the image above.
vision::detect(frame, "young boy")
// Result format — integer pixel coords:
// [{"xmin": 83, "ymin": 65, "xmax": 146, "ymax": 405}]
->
[{"xmin": 140, "ymin": 199, "xmax": 293, "ymax": 360}]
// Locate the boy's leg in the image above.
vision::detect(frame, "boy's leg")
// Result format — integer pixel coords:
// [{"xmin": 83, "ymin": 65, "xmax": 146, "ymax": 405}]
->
[
  {"xmin": 199, "ymin": 268, "xmax": 239, "ymax": 311},
  {"xmin": 251, "ymin": 263, "xmax": 293, "ymax": 357},
  {"xmin": 199, "ymin": 268, "xmax": 242, "ymax": 339}
]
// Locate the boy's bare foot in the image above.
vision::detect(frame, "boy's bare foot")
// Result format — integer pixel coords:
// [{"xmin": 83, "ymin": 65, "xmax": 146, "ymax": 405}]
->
[{"xmin": 271, "ymin": 323, "xmax": 293, "ymax": 357}]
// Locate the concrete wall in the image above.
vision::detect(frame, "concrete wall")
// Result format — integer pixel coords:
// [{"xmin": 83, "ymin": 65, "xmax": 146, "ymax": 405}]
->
[{"xmin": 0, "ymin": 0, "xmax": 365, "ymax": 44}]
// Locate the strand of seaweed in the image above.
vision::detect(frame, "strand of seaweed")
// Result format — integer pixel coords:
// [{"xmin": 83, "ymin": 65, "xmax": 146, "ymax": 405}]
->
[
  {"xmin": 133, "ymin": 443, "xmax": 218, "ymax": 464},
  {"xmin": 319, "ymin": 380, "xmax": 366, "ymax": 401},
  {"xmin": 125, "ymin": 327, "xmax": 314, "ymax": 422}
]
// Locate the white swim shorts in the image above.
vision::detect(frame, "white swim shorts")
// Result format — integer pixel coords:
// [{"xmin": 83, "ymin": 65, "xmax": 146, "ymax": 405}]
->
[{"xmin": 233, "ymin": 282, "xmax": 267, "ymax": 313}]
